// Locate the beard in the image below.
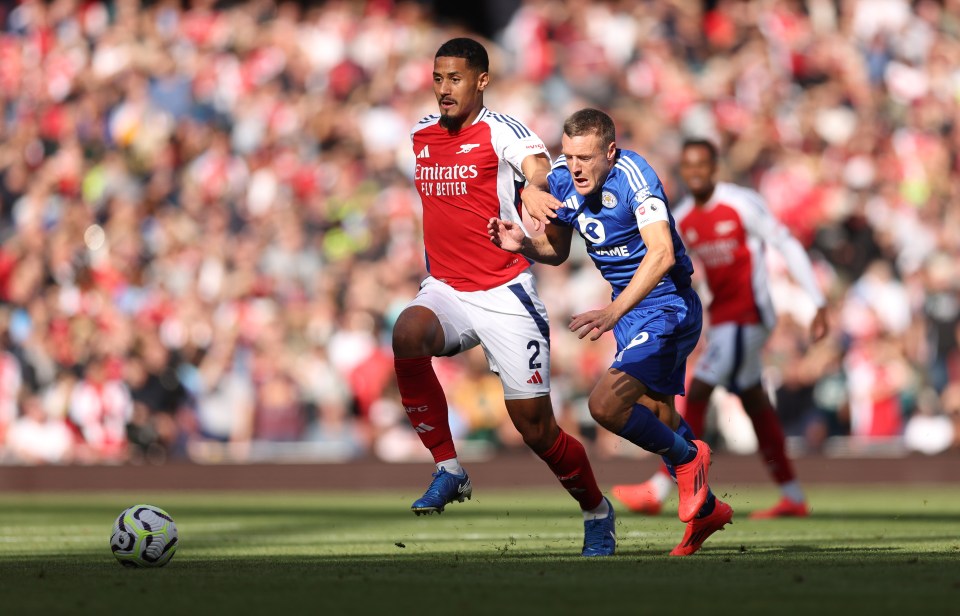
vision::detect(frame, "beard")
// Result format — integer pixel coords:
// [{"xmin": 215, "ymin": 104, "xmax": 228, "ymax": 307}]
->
[
  {"xmin": 690, "ymin": 184, "xmax": 715, "ymax": 202},
  {"xmin": 438, "ymin": 111, "xmax": 465, "ymax": 132}
]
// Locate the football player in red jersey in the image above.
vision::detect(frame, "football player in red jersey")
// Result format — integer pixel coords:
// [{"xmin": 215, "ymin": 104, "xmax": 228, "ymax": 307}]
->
[
  {"xmin": 393, "ymin": 38, "xmax": 615, "ymax": 556},
  {"xmin": 612, "ymin": 139, "xmax": 828, "ymax": 519}
]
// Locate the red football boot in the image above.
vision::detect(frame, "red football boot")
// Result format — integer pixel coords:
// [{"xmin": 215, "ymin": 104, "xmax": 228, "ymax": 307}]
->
[
  {"xmin": 611, "ymin": 482, "xmax": 663, "ymax": 515},
  {"xmin": 674, "ymin": 440, "xmax": 711, "ymax": 523},
  {"xmin": 670, "ymin": 499, "xmax": 734, "ymax": 556},
  {"xmin": 748, "ymin": 497, "xmax": 809, "ymax": 519}
]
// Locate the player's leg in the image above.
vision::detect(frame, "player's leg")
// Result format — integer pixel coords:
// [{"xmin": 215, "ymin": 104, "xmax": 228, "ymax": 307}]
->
[
  {"xmin": 588, "ymin": 375, "xmax": 712, "ymax": 523},
  {"xmin": 476, "ymin": 271, "xmax": 613, "ymax": 556},
  {"xmin": 594, "ymin": 291, "xmax": 716, "ymax": 523},
  {"xmin": 504, "ymin": 396, "xmax": 605, "ymax": 510},
  {"xmin": 733, "ymin": 325, "xmax": 808, "ymax": 518},
  {"xmin": 612, "ymin": 376, "xmax": 714, "ymax": 514},
  {"xmin": 504, "ymin": 395, "xmax": 614, "ymax": 556},
  {"xmin": 394, "ymin": 278, "xmax": 476, "ymax": 515},
  {"xmin": 739, "ymin": 386, "xmax": 808, "ymax": 518},
  {"xmin": 681, "ymin": 377, "xmax": 715, "ymax": 444}
]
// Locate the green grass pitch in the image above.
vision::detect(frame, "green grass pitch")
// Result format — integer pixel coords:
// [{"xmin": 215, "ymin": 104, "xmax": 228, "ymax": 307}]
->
[{"xmin": 0, "ymin": 485, "xmax": 957, "ymax": 615}]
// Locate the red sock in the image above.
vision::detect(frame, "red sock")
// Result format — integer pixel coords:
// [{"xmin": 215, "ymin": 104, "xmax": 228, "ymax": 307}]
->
[
  {"xmin": 746, "ymin": 400, "xmax": 796, "ymax": 484},
  {"xmin": 680, "ymin": 397, "xmax": 708, "ymax": 440},
  {"xmin": 394, "ymin": 357, "xmax": 456, "ymax": 463},
  {"xmin": 539, "ymin": 430, "xmax": 604, "ymax": 510}
]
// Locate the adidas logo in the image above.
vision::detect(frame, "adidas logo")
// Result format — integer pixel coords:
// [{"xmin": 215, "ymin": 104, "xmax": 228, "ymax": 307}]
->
[
  {"xmin": 416, "ymin": 145, "xmax": 430, "ymax": 159},
  {"xmin": 693, "ymin": 462, "xmax": 706, "ymax": 494},
  {"xmin": 526, "ymin": 371, "xmax": 543, "ymax": 385},
  {"xmin": 414, "ymin": 423, "xmax": 434, "ymax": 433}
]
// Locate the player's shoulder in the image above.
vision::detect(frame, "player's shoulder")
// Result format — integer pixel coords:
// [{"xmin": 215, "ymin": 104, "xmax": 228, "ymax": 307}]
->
[
  {"xmin": 479, "ymin": 108, "xmax": 535, "ymax": 139},
  {"xmin": 613, "ymin": 149, "xmax": 659, "ymax": 184},
  {"xmin": 548, "ymin": 155, "xmax": 571, "ymax": 188},
  {"xmin": 717, "ymin": 182, "xmax": 766, "ymax": 211},
  {"xmin": 549, "ymin": 154, "xmax": 568, "ymax": 174},
  {"xmin": 611, "ymin": 149, "xmax": 661, "ymax": 199},
  {"xmin": 616, "ymin": 149, "xmax": 658, "ymax": 173},
  {"xmin": 411, "ymin": 114, "xmax": 441, "ymax": 135},
  {"xmin": 672, "ymin": 194, "xmax": 695, "ymax": 220}
]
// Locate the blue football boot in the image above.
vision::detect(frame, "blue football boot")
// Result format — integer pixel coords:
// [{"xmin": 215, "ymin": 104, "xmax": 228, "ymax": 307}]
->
[
  {"xmin": 582, "ymin": 497, "xmax": 616, "ymax": 556},
  {"xmin": 411, "ymin": 469, "xmax": 472, "ymax": 515}
]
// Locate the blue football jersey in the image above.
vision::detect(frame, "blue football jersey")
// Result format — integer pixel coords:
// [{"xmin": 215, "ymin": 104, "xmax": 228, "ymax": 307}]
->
[{"xmin": 547, "ymin": 149, "xmax": 693, "ymax": 303}]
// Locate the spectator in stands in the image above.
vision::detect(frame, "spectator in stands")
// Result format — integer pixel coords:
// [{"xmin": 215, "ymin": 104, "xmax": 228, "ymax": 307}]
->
[{"xmin": 0, "ymin": 0, "xmax": 957, "ymax": 465}]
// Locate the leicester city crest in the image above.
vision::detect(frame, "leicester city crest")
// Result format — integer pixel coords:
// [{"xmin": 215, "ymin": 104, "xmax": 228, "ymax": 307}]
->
[{"xmin": 601, "ymin": 191, "xmax": 618, "ymax": 208}]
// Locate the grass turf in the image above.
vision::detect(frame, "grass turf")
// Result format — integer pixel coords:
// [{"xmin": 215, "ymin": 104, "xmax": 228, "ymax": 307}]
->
[{"xmin": 0, "ymin": 485, "xmax": 957, "ymax": 615}]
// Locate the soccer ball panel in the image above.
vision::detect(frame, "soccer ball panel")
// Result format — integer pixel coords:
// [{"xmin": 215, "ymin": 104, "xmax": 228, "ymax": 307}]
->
[{"xmin": 110, "ymin": 504, "xmax": 178, "ymax": 568}]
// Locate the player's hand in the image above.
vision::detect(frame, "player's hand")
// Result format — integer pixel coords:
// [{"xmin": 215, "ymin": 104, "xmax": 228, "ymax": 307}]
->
[
  {"xmin": 569, "ymin": 307, "xmax": 618, "ymax": 341},
  {"xmin": 521, "ymin": 185, "xmax": 560, "ymax": 231},
  {"xmin": 488, "ymin": 218, "xmax": 525, "ymax": 253},
  {"xmin": 810, "ymin": 306, "xmax": 829, "ymax": 343}
]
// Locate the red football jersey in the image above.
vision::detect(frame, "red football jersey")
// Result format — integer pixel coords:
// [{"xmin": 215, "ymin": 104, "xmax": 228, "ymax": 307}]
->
[
  {"xmin": 674, "ymin": 182, "xmax": 825, "ymax": 328},
  {"xmin": 411, "ymin": 107, "xmax": 548, "ymax": 291},
  {"xmin": 674, "ymin": 183, "xmax": 776, "ymax": 327}
]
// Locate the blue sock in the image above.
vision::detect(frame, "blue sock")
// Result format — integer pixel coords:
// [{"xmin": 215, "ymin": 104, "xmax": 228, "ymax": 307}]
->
[
  {"xmin": 676, "ymin": 416, "xmax": 697, "ymax": 441},
  {"xmin": 617, "ymin": 404, "xmax": 696, "ymax": 465}
]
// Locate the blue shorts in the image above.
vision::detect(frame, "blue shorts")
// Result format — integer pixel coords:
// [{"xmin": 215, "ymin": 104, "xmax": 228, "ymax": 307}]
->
[{"xmin": 610, "ymin": 288, "xmax": 703, "ymax": 396}]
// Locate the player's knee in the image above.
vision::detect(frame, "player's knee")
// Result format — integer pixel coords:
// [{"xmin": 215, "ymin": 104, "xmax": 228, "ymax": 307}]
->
[
  {"xmin": 587, "ymin": 396, "xmax": 619, "ymax": 431},
  {"xmin": 392, "ymin": 309, "xmax": 442, "ymax": 357},
  {"xmin": 391, "ymin": 325, "xmax": 421, "ymax": 356}
]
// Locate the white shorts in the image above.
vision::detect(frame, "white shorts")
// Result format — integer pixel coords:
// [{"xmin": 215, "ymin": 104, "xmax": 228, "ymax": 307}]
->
[
  {"xmin": 407, "ymin": 270, "xmax": 551, "ymax": 399},
  {"xmin": 693, "ymin": 322, "xmax": 770, "ymax": 392}
]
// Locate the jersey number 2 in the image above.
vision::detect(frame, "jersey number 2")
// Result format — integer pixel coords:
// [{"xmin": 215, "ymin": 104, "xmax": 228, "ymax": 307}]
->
[{"xmin": 527, "ymin": 340, "xmax": 542, "ymax": 370}]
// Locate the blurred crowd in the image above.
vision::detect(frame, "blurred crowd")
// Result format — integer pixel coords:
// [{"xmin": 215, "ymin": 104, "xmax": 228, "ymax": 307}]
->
[{"xmin": 1, "ymin": 0, "xmax": 958, "ymax": 465}]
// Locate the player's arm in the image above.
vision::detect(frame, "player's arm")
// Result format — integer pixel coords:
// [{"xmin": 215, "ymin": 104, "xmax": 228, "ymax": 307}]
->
[
  {"xmin": 613, "ymin": 220, "xmax": 676, "ymax": 314},
  {"xmin": 743, "ymin": 190, "xmax": 829, "ymax": 341},
  {"xmin": 569, "ymin": 219, "xmax": 675, "ymax": 341},
  {"xmin": 519, "ymin": 153, "xmax": 561, "ymax": 231},
  {"xmin": 488, "ymin": 217, "xmax": 574, "ymax": 265}
]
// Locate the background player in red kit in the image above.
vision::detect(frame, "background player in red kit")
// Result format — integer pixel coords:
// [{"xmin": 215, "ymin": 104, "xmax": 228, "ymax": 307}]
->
[
  {"xmin": 393, "ymin": 38, "xmax": 615, "ymax": 556},
  {"xmin": 613, "ymin": 139, "xmax": 829, "ymax": 519}
]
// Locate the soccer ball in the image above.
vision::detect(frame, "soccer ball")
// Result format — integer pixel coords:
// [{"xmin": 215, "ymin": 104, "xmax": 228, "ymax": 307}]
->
[{"xmin": 110, "ymin": 504, "xmax": 179, "ymax": 568}]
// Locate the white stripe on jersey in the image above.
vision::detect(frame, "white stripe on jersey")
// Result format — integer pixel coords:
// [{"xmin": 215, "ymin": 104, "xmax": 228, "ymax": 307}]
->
[{"xmin": 615, "ymin": 156, "xmax": 651, "ymax": 195}]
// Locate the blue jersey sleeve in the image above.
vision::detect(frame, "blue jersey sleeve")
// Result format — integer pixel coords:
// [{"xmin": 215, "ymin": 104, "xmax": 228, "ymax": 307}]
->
[
  {"xmin": 616, "ymin": 151, "xmax": 668, "ymax": 215},
  {"xmin": 547, "ymin": 156, "xmax": 575, "ymax": 227}
]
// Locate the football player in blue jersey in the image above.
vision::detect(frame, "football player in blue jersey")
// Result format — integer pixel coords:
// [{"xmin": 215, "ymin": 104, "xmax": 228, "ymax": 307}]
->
[{"xmin": 488, "ymin": 108, "xmax": 733, "ymax": 556}]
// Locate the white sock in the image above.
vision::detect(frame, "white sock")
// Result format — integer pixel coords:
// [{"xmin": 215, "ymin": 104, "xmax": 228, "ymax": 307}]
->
[
  {"xmin": 436, "ymin": 458, "xmax": 464, "ymax": 476},
  {"xmin": 583, "ymin": 497, "xmax": 610, "ymax": 520},
  {"xmin": 780, "ymin": 480, "xmax": 805, "ymax": 503},
  {"xmin": 650, "ymin": 471, "xmax": 675, "ymax": 502}
]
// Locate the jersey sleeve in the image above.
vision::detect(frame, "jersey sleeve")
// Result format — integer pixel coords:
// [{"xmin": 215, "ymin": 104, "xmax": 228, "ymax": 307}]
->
[
  {"xmin": 622, "ymin": 154, "xmax": 669, "ymax": 230},
  {"xmin": 634, "ymin": 196, "xmax": 669, "ymax": 230},
  {"xmin": 489, "ymin": 113, "xmax": 549, "ymax": 178},
  {"xmin": 546, "ymin": 158, "xmax": 574, "ymax": 227},
  {"xmin": 738, "ymin": 187, "xmax": 826, "ymax": 308}
]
